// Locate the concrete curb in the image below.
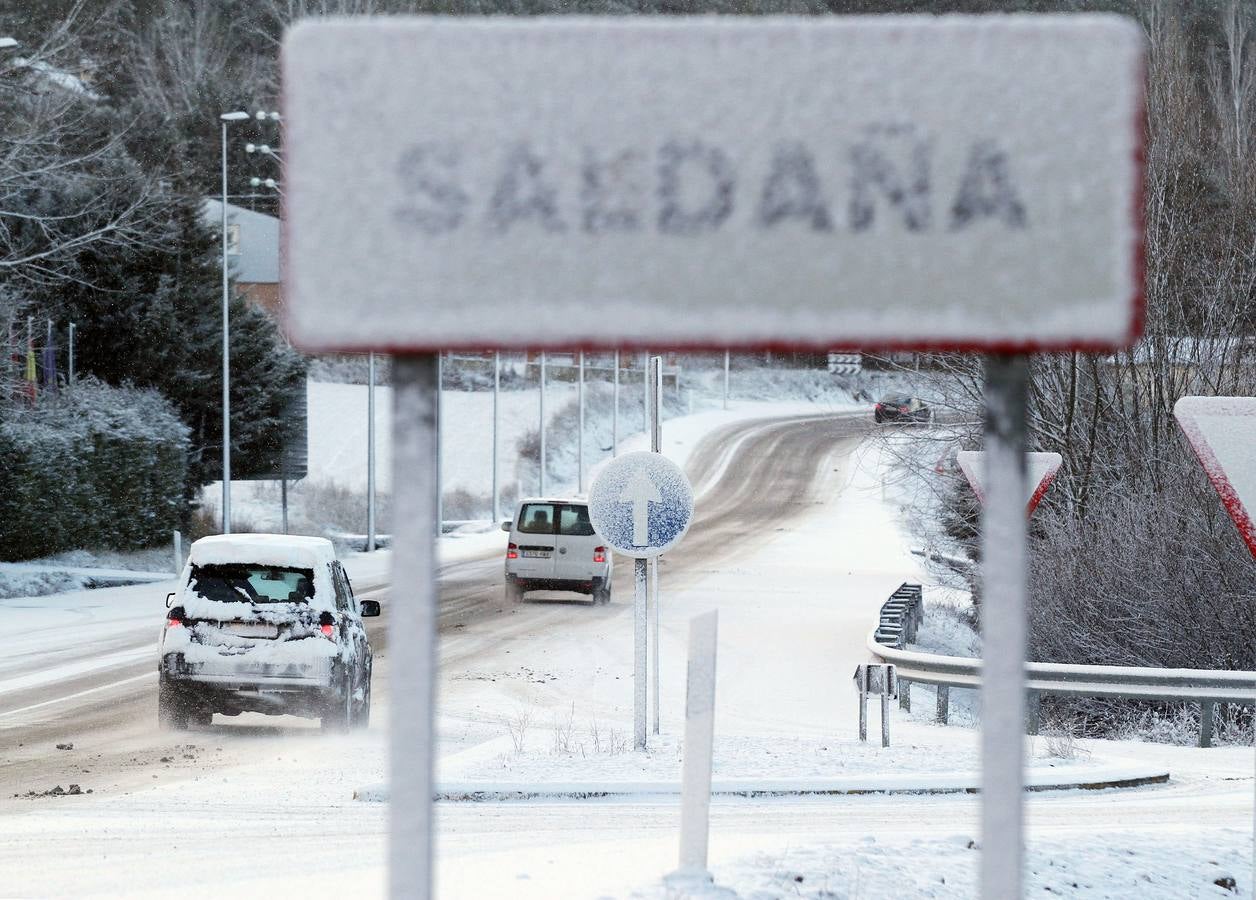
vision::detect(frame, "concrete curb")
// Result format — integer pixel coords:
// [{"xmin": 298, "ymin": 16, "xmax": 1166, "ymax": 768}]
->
[{"xmin": 353, "ymin": 765, "xmax": 1170, "ymax": 802}]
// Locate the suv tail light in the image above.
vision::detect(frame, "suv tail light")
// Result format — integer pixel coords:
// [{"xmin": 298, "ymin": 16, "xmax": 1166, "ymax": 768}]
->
[
  {"xmin": 318, "ymin": 611, "xmax": 335, "ymax": 638},
  {"xmin": 507, "ymin": 542, "xmax": 519, "ymax": 560},
  {"xmin": 593, "ymin": 546, "xmax": 606, "ymax": 563},
  {"xmin": 166, "ymin": 606, "xmax": 185, "ymax": 628}
]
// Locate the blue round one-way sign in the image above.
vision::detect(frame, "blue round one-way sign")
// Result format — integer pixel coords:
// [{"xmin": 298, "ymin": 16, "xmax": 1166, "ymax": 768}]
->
[{"xmin": 588, "ymin": 451, "xmax": 694, "ymax": 559}]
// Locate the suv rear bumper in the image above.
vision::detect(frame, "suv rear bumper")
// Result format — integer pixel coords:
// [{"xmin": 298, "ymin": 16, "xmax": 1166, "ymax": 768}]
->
[{"xmin": 161, "ymin": 652, "xmax": 332, "ymax": 688}]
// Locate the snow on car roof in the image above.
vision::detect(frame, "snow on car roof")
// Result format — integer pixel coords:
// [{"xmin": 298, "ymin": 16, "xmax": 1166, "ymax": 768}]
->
[
  {"xmin": 516, "ymin": 497, "xmax": 588, "ymax": 505},
  {"xmin": 188, "ymin": 534, "xmax": 338, "ymax": 571}
]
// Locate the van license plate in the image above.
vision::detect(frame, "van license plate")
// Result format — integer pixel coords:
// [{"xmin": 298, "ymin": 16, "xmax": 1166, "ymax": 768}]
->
[{"xmin": 521, "ymin": 550, "xmax": 551, "ymax": 558}]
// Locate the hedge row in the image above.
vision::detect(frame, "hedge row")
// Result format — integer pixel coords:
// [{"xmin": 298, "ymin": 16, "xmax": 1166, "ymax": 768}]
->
[{"xmin": 0, "ymin": 379, "xmax": 189, "ymax": 560}]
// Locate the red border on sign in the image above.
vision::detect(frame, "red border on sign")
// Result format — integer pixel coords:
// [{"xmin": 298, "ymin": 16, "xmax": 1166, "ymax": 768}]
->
[
  {"xmin": 956, "ymin": 450, "xmax": 1062, "ymax": 518},
  {"xmin": 278, "ymin": 29, "xmax": 1147, "ymax": 357},
  {"xmin": 1173, "ymin": 398, "xmax": 1256, "ymax": 561}
]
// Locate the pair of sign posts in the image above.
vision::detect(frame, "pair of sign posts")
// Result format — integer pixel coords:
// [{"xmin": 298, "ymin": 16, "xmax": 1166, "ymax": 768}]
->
[{"xmin": 283, "ymin": 15, "xmax": 1147, "ymax": 899}]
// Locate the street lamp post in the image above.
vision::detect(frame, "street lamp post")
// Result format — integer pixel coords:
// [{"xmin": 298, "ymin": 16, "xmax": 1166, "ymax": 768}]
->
[{"xmin": 219, "ymin": 111, "xmax": 250, "ymax": 535}]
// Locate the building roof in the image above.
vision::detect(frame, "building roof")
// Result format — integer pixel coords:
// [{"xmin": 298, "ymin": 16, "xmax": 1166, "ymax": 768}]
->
[{"xmin": 202, "ymin": 199, "xmax": 280, "ymax": 285}]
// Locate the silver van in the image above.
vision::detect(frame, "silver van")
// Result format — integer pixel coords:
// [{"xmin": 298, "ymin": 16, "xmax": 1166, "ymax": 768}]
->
[{"xmin": 502, "ymin": 498, "xmax": 613, "ymax": 604}]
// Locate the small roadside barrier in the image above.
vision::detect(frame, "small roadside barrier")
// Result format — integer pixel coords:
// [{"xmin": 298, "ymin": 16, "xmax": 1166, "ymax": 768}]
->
[{"xmin": 873, "ymin": 583, "xmax": 923, "ymax": 649}]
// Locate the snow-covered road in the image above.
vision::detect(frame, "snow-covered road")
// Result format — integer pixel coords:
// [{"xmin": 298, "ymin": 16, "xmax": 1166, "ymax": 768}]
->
[{"xmin": 0, "ymin": 410, "xmax": 1251, "ymax": 899}]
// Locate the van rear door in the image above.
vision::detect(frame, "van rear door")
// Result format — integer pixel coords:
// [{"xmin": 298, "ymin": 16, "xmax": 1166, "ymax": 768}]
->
[
  {"xmin": 513, "ymin": 502, "xmax": 558, "ymax": 578},
  {"xmin": 554, "ymin": 503, "xmax": 598, "ymax": 581}
]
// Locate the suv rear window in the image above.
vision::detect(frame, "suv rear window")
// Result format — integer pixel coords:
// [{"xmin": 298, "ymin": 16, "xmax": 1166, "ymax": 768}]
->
[{"xmin": 189, "ymin": 565, "xmax": 316, "ymax": 604}]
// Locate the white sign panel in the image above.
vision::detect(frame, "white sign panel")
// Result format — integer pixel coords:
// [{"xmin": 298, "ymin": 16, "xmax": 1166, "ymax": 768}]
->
[
  {"xmin": 283, "ymin": 16, "xmax": 1145, "ymax": 353},
  {"xmin": 588, "ymin": 451, "xmax": 694, "ymax": 559},
  {"xmin": 1174, "ymin": 396, "xmax": 1256, "ymax": 559},
  {"xmin": 957, "ymin": 450, "xmax": 1062, "ymax": 516}
]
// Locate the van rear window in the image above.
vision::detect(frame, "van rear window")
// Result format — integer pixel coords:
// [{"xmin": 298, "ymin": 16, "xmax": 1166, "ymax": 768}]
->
[
  {"xmin": 517, "ymin": 503, "xmax": 594, "ymax": 536},
  {"xmin": 558, "ymin": 505, "xmax": 594, "ymax": 536},
  {"xmin": 189, "ymin": 565, "xmax": 316, "ymax": 604}
]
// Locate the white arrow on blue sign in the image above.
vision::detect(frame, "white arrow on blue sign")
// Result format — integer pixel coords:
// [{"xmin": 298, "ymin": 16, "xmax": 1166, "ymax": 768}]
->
[{"xmin": 588, "ymin": 451, "xmax": 694, "ymax": 559}]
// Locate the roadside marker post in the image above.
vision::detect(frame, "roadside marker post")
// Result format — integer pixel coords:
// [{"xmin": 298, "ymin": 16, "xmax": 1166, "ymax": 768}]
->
[
  {"xmin": 283, "ymin": 16, "xmax": 1144, "ymax": 899},
  {"xmin": 667, "ymin": 609, "xmax": 719, "ymax": 889},
  {"xmin": 589, "ymin": 451, "xmax": 696, "ymax": 749}
]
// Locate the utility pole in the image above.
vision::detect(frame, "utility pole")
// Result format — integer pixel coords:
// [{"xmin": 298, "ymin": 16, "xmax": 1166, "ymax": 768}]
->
[
  {"xmin": 436, "ymin": 352, "xmax": 443, "ymax": 534},
  {"xmin": 578, "ymin": 351, "xmax": 585, "ymax": 493},
  {"xmin": 67, "ymin": 323, "xmax": 75, "ymax": 387},
  {"xmin": 539, "ymin": 351, "xmax": 547, "ymax": 496},
  {"xmin": 612, "ymin": 349, "xmax": 620, "ymax": 456},
  {"xmin": 366, "ymin": 348, "xmax": 374, "ymax": 547},
  {"xmin": 650, "ymin": 355, "xmax": 663, "ymax": 735},
  {"xmin": 723, "ymin": 350, "xmax": 730, "ymax": 410},
  {"xmin": 492, "ymin": 351, "xmax": 500, "ymax": 522},
  {"xmin": 218, "ymin": 111, "xmax": 249, "ymax": 535}
]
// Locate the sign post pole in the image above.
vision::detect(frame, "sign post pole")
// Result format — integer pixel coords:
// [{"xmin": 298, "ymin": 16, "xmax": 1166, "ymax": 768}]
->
[
  {"xmin": 634, "ymin": 556, "xmax": 648, "ymax": 750},
  {"xmin": 389, "ymin": 354, "xmax": 439, "ymax": 900},
  {"xmin": 980, "ymin": 354, "xmax": 1030, "ymax": 900}
]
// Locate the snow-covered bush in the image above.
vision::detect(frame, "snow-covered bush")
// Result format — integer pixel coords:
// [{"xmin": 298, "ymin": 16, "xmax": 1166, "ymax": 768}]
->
[{"xmin": 0, "ymin": 379, "xmax": 188, "ymax": 559}]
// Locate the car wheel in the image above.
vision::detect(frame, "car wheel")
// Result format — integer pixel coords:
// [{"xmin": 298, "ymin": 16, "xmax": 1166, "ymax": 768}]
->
[
  {"xmin": 158, "ymin": 675, "xmax": 191, "ymax": 731},
  {"xmin": 321, "ymin": 670, "xmax": 353, "ymax": 733},
  {"xmin": 505, "ymin": 577, "xmax": 525, "ymax": 603}
]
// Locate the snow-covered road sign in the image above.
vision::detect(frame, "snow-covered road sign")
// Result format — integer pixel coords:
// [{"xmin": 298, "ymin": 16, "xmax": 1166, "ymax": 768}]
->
[
  {"xmin": 1174, "ymin": 396, "xmax": 1256, "ymax": 560},
  {"xmin": 283, "ymin": 16, "xmax": 1145, "ymax": 355},
  {"xmin": 588, "ymin": 451, "xmax": 694, "ymax": 559},
  {"xmin": 957, "ymin": 450, "xmax": 1062, "ymax": 517}
]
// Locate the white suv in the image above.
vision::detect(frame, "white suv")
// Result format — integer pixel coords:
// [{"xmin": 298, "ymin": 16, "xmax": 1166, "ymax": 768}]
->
[
  {"xmin": 502, "ymin": 498, "xmax": 613, "ymax": 604},
  {"xmin": 159, "ymin": 534, "xmax": 377, "ymax": 732}
]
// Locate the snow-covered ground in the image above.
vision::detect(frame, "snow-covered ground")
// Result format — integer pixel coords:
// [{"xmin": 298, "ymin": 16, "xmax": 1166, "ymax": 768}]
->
[{"xmin": 3, "ymin": 405, "xmax": 1252, "ymax": 899}]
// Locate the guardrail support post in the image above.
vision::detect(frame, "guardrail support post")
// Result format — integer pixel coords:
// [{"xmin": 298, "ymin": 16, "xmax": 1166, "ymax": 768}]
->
[
  {"xmin": 899, "ymin": 680, "xmax": 911, "ymax": 711},
  {"xmin": 1025, "ymin": 690, "xmax": 1040, "ymax": 736},
  {"xmin": 1199, "ymin": 700, "xmax": 1215, "ymax": 748},
  {"xmin": 936, "ymin": 685, "xmax": 949, "ymax": 724},
  {"xmin": 858, "ymin": 688, "xmax": 867, "ymax": 742},
  {"xmin": 881, "ymin": 692, "xmax": 891, "ymax": 748}
]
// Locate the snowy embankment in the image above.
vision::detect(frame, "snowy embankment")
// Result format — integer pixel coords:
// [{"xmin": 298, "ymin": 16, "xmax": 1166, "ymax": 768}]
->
[{"xmin": 210, "ymin": 374, "xmax": 861, "ymax": 533}]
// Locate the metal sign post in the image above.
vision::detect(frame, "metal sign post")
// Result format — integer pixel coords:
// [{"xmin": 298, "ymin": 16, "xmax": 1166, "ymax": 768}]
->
[
  {"xmin": 980, "ymin": 355, "xmax": 1030, "ymax": 899},
  {"xmin": 388, "ymin": 354, "xmax": 439, "ymax": 900},
  {"xmin": 284, "ymin": 17, "xmax": 1145, "ymax": 899},
  {"xmin": 589, "ymin": 451, "xmax": 695, "ymax": 751}
]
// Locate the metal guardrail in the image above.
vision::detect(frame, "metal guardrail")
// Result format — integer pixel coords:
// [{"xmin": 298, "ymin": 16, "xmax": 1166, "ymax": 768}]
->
[{"xmin": 869, "ymin": 584, "xmax": 1256, "ymax": 748}]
